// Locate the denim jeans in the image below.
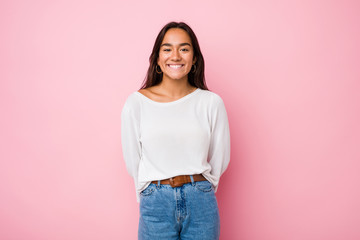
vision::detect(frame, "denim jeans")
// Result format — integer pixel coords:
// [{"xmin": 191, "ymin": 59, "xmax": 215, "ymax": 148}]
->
[{"xmin": 138, "ymin": 179, "xmax": 220, "ymax": 240}]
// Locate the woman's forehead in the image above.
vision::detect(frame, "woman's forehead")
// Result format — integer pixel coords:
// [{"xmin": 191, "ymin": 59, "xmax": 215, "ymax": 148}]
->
[{"xmin": 162, "ymin": 28, "xmax": 192, "ymax": 46}]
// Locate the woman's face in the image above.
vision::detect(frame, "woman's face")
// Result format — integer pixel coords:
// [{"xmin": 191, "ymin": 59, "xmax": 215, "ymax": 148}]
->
[{"xmin": 157, "ymin": 28, "xmax": 196, "ymax": 83}]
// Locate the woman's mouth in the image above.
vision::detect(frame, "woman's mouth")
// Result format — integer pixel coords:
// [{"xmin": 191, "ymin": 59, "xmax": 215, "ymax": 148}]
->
[{"xmin": 167, "ymin": 64, "xmax": 184, "ymax": 69}]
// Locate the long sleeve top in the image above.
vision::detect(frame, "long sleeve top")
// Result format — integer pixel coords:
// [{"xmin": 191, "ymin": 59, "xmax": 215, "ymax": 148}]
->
[{"xmin": 121, "ymin": 88, "xmax": 230, "ymax": 202}]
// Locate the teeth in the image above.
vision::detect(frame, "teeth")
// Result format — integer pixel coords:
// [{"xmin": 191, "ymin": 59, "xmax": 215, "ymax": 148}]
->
[{"xmin": 168, "ymin": 65, "xmax": 183, "ymax": 69}]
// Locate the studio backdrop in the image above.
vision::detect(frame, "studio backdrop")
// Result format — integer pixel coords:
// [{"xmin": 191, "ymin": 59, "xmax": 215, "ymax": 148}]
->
[{"xmin": 1, "ymin": 0, "xmax": 360, "ymax": 239}]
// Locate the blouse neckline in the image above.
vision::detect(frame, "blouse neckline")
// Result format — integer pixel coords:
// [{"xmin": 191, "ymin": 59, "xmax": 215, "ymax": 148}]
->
[{"xmin": 135, "ymin": 88, "xmax": 201, "ymax": 106}]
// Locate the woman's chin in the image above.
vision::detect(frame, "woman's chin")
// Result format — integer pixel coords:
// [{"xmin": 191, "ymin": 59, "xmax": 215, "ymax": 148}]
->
[{"xmin": 163, "ymin": 73, "xmax": 190, "ymax": 81}]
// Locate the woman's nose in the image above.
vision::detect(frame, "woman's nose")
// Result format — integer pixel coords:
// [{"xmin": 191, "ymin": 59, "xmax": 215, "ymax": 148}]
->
[{"xmin": 171, "ymin": 50, "xmax": 181, "ymax": 60}]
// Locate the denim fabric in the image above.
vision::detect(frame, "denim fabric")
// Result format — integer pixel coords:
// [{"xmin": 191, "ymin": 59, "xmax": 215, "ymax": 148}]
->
[{"xmin": 138, "ymin": 180, "xmax": 220, "ymax": 240}]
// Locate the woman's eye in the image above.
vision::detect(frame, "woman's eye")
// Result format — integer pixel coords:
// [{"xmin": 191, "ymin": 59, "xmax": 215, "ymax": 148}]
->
[
  {"xmin": 163, "ymin": 49, "xmax": 171, "ymax": 52},
  {"xmin": 181, "ymin": 49, "xmax": 189, "ymax": 52}
]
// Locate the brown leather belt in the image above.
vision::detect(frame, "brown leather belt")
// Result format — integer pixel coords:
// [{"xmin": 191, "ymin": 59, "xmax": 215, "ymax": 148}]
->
[{"xmin": 151, "ymin": 174, "xmax": 207, "ymax": 188}]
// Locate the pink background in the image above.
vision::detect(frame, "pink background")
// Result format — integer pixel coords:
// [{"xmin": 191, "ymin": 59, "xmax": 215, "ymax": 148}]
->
[{"xmin": 1, "ymin": 0, "xmax": 360, "ymax": 239}]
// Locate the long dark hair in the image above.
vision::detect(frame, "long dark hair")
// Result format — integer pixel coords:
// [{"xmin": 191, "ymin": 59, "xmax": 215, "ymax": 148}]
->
[{"xmin": 139, "ymin": 22, "xmax": 209, "ymax": 90}]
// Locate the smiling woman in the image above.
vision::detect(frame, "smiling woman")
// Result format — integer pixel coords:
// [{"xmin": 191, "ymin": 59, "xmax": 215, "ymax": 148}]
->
[
  {"xmin": 121, "ymin": 22, "xmax": 231, "ymax": 240},
  {"xmin": 157, "ymin": 28, "xmax": 196, "ymax": 83}
]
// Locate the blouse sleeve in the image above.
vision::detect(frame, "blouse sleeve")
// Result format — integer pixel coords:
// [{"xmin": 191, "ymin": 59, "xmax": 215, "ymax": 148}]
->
[
  {"xmin": 121, "ymin": 98, "xmax": 142, "ymax": 201},
  {"xmin": 208, "ymin": 94, "xmax": 231, "ymax": 192}
]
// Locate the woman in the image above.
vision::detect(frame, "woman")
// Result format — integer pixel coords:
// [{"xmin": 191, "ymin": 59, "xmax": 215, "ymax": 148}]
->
[{"xmin": 121, "ymin": 21, "xmax": 230, "ymax": 240}]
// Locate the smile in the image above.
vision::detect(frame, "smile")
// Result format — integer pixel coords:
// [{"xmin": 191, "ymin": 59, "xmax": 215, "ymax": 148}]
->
[{"xmin": 167, "ymin": 64, "xmax": 184, "ymax": 69}]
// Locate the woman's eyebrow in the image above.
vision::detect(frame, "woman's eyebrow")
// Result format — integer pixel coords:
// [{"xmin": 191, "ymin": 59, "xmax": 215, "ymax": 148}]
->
[{"xmin": 160, "ymin": 43, "xmax": 191, "ymax": 47}]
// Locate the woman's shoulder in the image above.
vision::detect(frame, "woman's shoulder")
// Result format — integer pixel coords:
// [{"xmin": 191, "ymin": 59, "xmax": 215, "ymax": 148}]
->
[
  {"xmin": 123, "ymin": 86, "xmax": 165, "ymax": 106},
  {"xmin": 137, "ymin": 87, "xmax": 152, "ymax": 98},
  {"xmin": 122, "ymin": 90, "xmax": 143, "ymax": 110},
  {"xmin": 199, "ymin": 89, "xmax": 224, "ymax": 104},
  {"xmin": 137, "ymin": 87, "xmax": 161, "ymax": 101}
]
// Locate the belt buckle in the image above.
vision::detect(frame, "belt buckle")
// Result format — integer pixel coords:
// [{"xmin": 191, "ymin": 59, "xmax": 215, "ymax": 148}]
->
[{"xmin": 169, "ymin": 176, "xmax": 185, "ymax": 188}]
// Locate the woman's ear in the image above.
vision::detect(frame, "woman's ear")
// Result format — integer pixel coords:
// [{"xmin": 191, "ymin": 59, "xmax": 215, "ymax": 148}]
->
[{"xmin": 193, "ymin": 56, "xmax": 197, "ymax": 65}]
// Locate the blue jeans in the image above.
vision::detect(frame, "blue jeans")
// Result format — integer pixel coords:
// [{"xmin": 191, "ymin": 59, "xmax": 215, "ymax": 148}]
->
[{"xmin": 138, "ymin": 179, "xmax": 220, "ymax": 240}]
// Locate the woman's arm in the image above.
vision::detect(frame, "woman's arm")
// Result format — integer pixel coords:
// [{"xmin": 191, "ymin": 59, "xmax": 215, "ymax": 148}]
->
[
  {"xmin": 208, "ymin": 94, "xmax": 231, "ymax": 191},
  {"xmin": 121, "ymin": 100, "xmax": 142, "ymax": 197}
]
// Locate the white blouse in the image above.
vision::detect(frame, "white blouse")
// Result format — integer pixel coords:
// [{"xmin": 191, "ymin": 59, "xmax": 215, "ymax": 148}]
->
[{"xmin": 121, "ymin": 88, "xmax": 230, "ymax": 202}]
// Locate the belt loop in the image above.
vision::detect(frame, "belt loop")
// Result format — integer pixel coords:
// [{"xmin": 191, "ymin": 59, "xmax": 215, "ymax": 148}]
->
[
  {"xmin": 157, "ymin": 180, "xmax": 161, "ymax": 189},
  {"xmin": 190, "ymin": 175, "xmax": 195, "ymax": 186}
]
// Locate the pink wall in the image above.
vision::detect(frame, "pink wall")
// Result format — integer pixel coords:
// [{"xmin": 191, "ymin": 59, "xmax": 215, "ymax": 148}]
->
[{"xmin": 1, "ymin": 0, "xmax": 360, "ymax": 239}]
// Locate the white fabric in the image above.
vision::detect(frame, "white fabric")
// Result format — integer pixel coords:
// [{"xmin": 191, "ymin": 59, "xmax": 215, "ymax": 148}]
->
[{"xmin": 121, "ymin": 88, "xmax": 230, "ymax": 202}]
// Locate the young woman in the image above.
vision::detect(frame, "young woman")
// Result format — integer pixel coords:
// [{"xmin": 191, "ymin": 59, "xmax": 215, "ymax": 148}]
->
[{"xmin": 121, "ymin": 21, "xmax": 230, "ymax": 240}]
